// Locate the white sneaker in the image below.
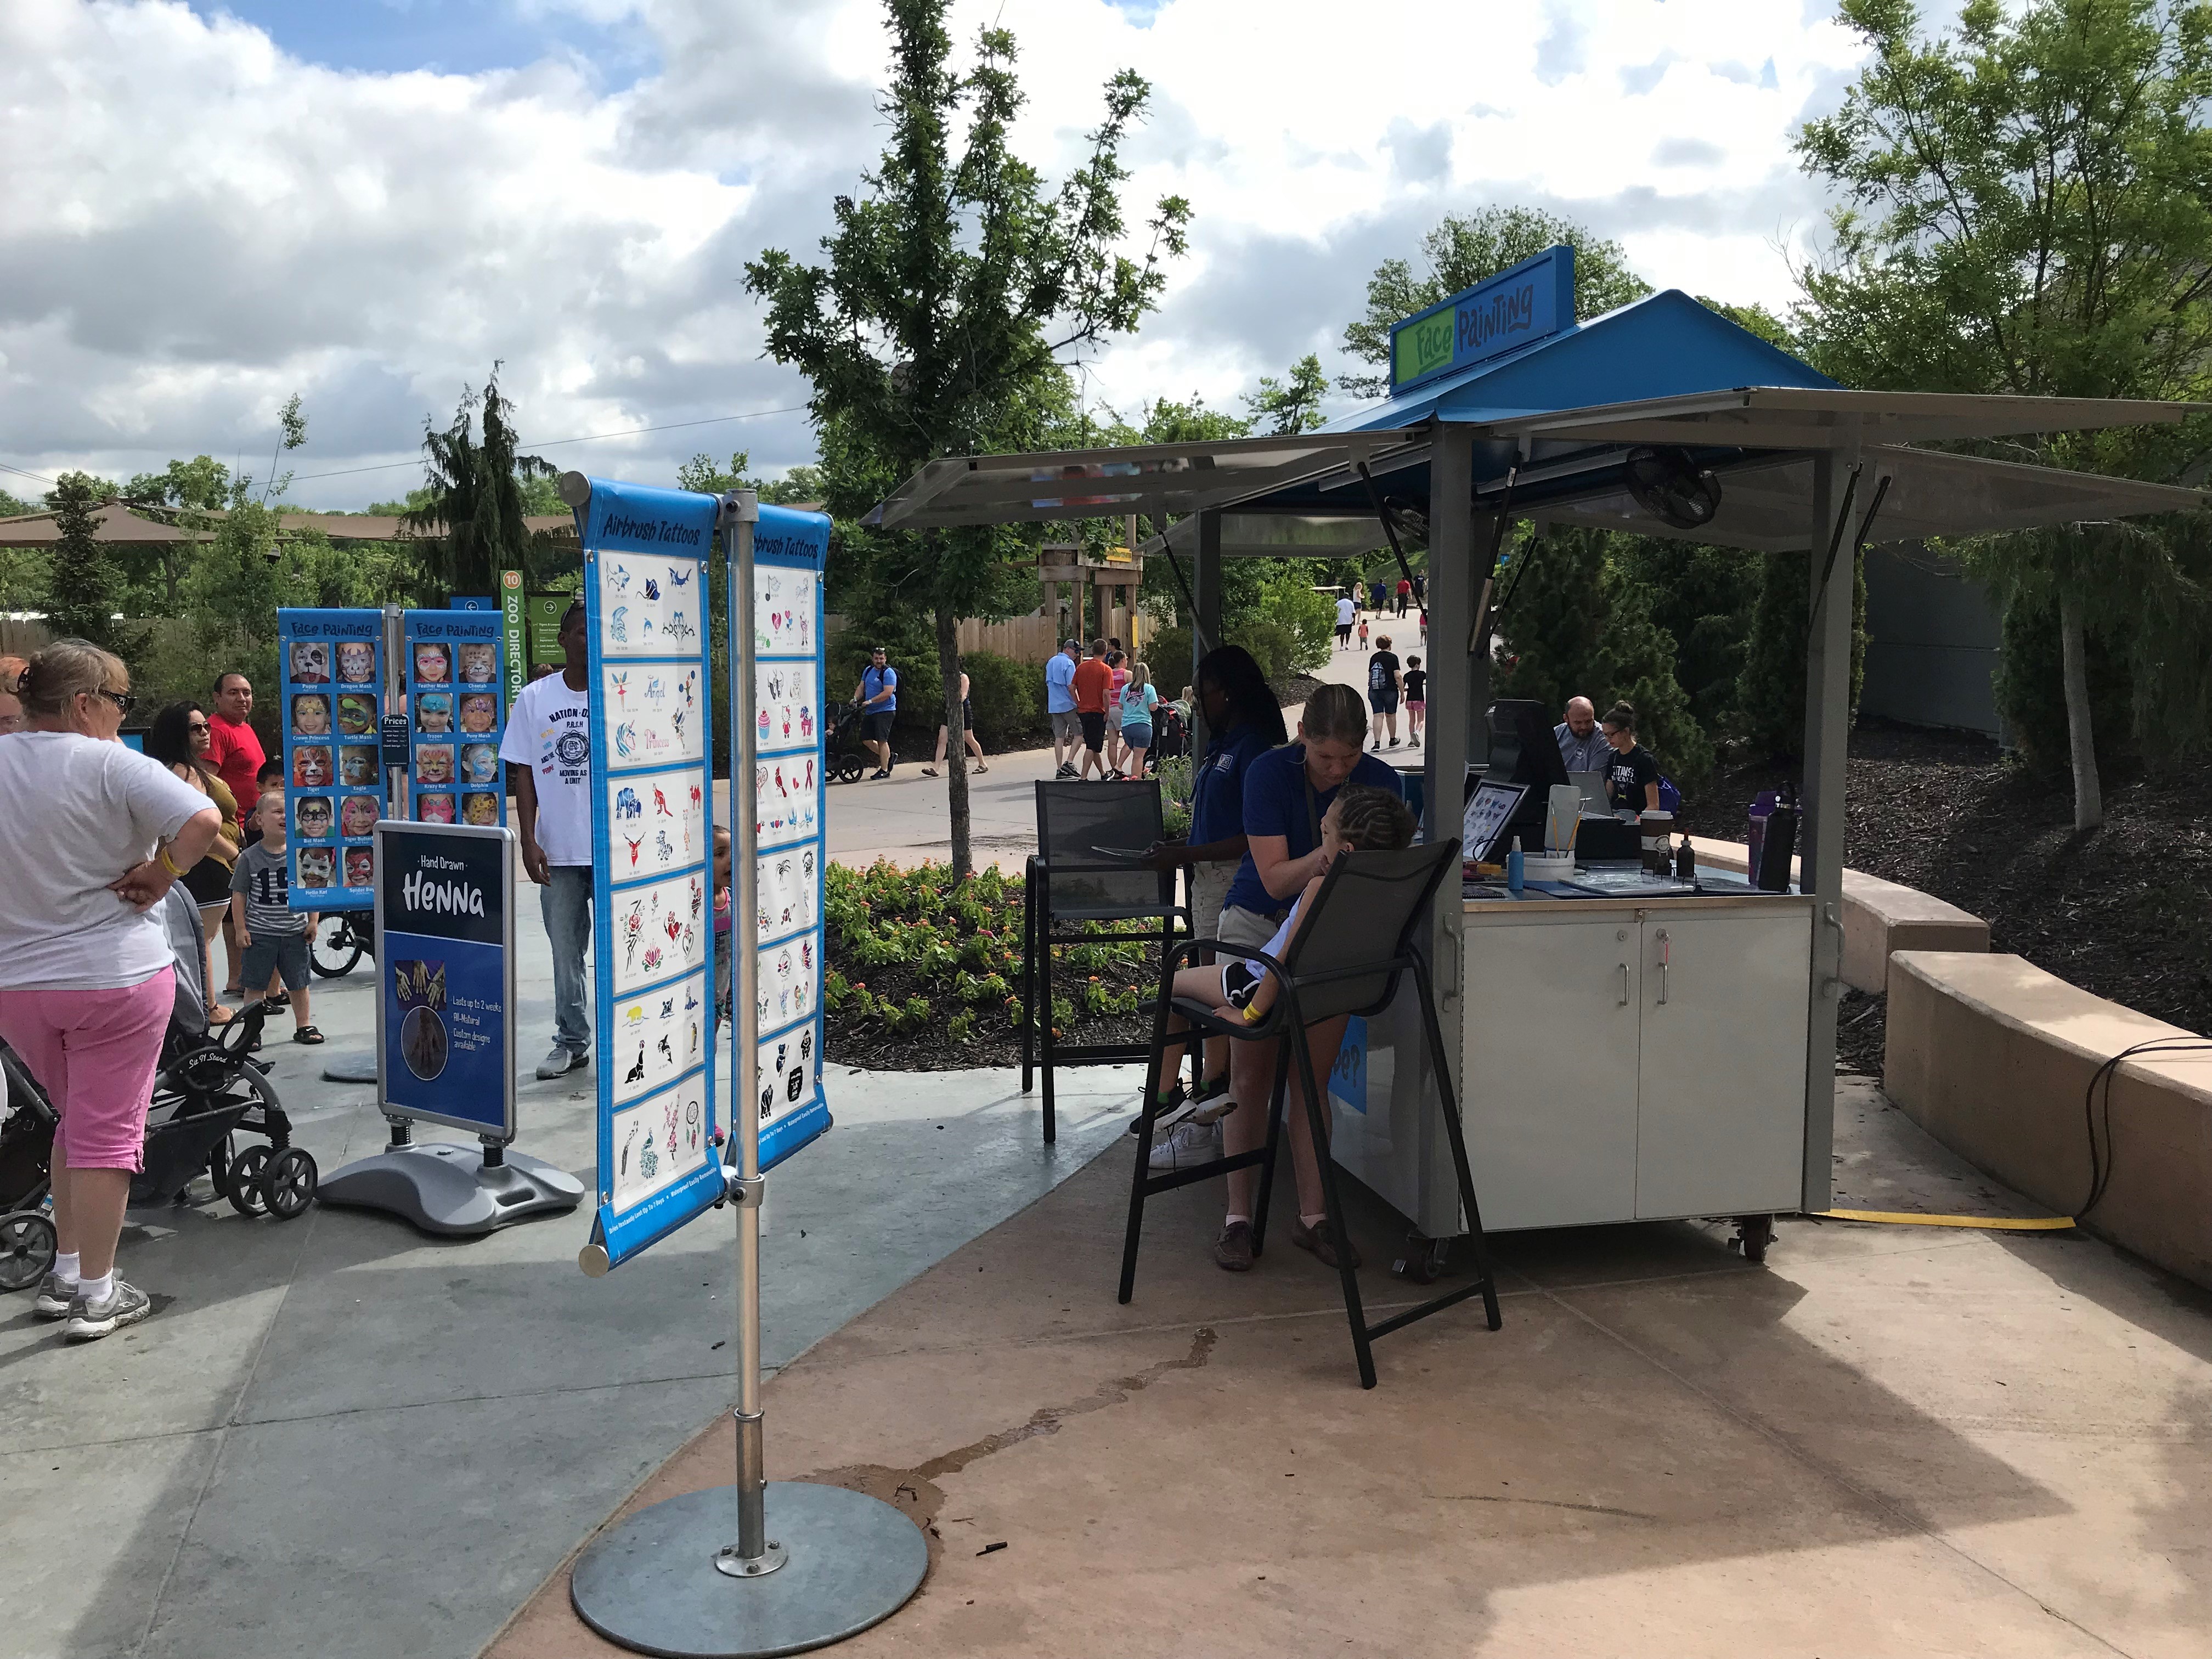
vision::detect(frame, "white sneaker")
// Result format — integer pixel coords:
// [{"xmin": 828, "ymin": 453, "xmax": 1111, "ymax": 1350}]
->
[
  {"xmin": 536, "ymin": 1046, "xmax": 584, "ymax": 1080},
  {"xmin": 1148, "ymin": 1119, "xmax": 1221, "ymax": 1172},
  {"xmin": 33, "ymin": 1272, "xmax": 78, "ymax": 1320},
  {"xmin": 65, "ymin": 1279, "xmax": 153, "ymax": 1342}
]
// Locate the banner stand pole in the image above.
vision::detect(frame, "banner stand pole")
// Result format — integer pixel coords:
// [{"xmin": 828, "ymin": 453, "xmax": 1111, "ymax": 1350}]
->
[{"xmin": 567, "ymin": 490, "xmax": 926, "ymax": 1658}]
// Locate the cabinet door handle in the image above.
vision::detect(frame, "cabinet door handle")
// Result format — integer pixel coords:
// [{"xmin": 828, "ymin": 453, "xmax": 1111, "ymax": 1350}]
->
[
  {"xmin": 1655, "ymin": 929, "xmax": 1670, "ymax": 1005},
  {"xmin": 1617, "ymin": 962, "xmax": 1630, "ymax": 1006}
]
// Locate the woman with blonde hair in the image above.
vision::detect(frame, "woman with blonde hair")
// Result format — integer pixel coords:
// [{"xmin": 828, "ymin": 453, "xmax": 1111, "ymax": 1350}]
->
[
  {"xmin": 0, "ymin": 640, "xmax": 224, "ymax": 1340},
  {"xmin": 1117, "ymin": 659, "xmax": 1158, "ymax": 778}
]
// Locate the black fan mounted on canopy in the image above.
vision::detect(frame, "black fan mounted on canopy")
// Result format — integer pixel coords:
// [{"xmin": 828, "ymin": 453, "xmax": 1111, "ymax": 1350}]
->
[{"xmin": 1623, "ymin": 447, "xmax": 1722, "ymax": 530}]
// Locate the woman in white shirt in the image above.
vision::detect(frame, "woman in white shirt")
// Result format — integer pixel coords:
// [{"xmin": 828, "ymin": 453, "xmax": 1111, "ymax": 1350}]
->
[{"xmin": 0, "ymin": 640, "xmax": 223, "ymax": 1341}]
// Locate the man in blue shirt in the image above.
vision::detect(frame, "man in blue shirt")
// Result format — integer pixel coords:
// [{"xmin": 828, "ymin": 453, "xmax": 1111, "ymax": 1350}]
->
[
  {"xmin": 853, "ymin": 646, "xmax": 898, "ymax": 781},
  {"xmin": 1555, "ymin": 695, "xmax": 1608, "ymax": 775},
  {"xmin": 1043, "ymin": 639, "xmax": 1081, "ymax": 779}
]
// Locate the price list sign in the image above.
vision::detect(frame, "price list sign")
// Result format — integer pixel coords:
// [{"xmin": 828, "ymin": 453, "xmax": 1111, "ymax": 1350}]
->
[
  {"xmin": 577, "ymin": 479, "xmax": 723, "ymax": 1270},
  {"xmin": 276, "ymin": 608, "xmax": 385, "ymax": 910}
]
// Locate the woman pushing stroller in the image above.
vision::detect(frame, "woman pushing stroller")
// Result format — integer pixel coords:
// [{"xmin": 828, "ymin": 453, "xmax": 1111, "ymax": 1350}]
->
[{"xmin": 0, "ymin": 641, "xmax": 226, "ymax": 1341}]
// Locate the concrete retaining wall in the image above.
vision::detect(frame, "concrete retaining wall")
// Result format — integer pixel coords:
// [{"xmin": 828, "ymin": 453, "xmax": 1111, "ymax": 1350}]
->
[{"xmin": 1886, "ymin": 951, "xmax": 2212, "ymax": 1290}]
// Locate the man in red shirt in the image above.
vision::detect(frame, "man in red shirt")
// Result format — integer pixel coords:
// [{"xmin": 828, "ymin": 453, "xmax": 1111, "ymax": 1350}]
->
[
  {"xmin": 207, "ymin": 671, "xmax": 264, "ymax": 828},
  {"xmin": 1070, "ymin": 639, "xmax": 1113, "ymax": 781}
]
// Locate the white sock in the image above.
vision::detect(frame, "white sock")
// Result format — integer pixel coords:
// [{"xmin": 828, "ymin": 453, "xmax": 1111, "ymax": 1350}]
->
[
  {"xmin": 1301, "ymin": 1212, "xmax": 1328, "ymax": 1230},
  {"xmin": 54, "ymin": 1251, "xmax": 80, "ymax": 1286},
  {"xmin": 80, "ymin": 1270, "xmax": 114, "ymax": 1304},
  {"xmin": 1225, "ymin": 1213, "xmax": 1251, "ymax": 1228}
]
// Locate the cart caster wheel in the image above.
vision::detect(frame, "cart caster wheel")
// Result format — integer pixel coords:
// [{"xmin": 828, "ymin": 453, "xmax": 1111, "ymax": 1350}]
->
[
  {"xmin": 1392, "ymin": 1232, "xmax": 1449, "ymax": 1285},
  {"xmin": 0, "ymin": 1209, "xmax": 58, "ymax": 1293},
  {"xmin": 228, "ymin": 1146, "xmax": 272, "ymax": 1217},
  {"xmin": 258, "ymin": 1147, "xmax": 318, "ymax": 1220},
  {"xmin": 1733, "ymin": 1214, "xmax": 1774, "ymax": 1264}
]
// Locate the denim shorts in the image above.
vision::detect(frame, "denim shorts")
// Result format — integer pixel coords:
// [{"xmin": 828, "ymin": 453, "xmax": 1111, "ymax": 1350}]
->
[{"xmin": 242, "ymin": 931, "xmax": 312, "ymax": 995}]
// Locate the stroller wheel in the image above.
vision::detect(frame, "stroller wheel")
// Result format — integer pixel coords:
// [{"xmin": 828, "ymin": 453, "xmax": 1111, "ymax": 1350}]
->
[
  {"xmin": 835, "ymin": 753, "xmax": 866, "ymax": 785},
  {"xmin": 228, "ymin": 1146, "xmax": 273, "ymax": 1217},
  {"xmin": 259, "ymin": 1148, "xmax": 318, "ymax": 1220},
  {"xmin": 0, "ymin": 1209, "xmax": 58, "ymax": 1293}
]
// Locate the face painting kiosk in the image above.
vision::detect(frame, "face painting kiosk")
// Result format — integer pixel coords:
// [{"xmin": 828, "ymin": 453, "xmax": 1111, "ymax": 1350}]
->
[{"xmin": 868, "ymin": 245, "xmax": 2204, "ymax": 1271}]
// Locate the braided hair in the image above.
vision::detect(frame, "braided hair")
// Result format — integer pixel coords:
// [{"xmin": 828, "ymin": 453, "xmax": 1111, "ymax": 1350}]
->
[{"xmin": 1330, "ymin": 785, "xmax": 1415, "ymax": 853}]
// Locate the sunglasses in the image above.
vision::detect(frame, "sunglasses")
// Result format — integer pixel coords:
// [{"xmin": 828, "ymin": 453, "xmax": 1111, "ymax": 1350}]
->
[
  {"xmin": 187, "ymin": 719, "xmax": 211, "ymax": 732},
  {"xmin": 92, "ymin": 689, "xmax": 136, "ymax": 714}
]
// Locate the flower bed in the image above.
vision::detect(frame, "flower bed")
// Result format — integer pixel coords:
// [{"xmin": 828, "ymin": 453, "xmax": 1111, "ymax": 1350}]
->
[{"xmin": 823, "ymin": 859, "xmax": 1160, "ymax": 1070}]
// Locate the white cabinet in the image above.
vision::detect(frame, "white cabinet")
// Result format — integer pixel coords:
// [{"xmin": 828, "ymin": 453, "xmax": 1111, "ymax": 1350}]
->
[{"xmin": 1459, "ymin": 901, "xmax": 1809, "ymax": 1232}]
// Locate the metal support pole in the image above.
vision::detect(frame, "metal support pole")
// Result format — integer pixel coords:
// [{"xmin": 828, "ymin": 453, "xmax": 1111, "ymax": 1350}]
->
[
  {"xmin": 1798, "ymin": 441, "xmax": 1858, "ymax": 1215},
  {"xmin": 1424, "ymin": 424, "xmax": 1475, "ymax": 1233},
  {"xmin": 714, "ymin": 491, "xmax": 783, "ymax": 1579},
  {"xmin": 1192, "ymin": 509, "xmax": 1222, "ymax": 757}
]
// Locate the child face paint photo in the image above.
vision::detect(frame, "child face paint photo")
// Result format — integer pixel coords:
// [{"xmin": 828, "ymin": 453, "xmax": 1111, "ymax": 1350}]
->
[
  {"xmin": 419, "ymin": 793, "xmax": 456, "ymax": 824},
  {"xmin": 416, "ymin": 744, "xmax": 454, "ymax": 785},
  {"xmin": 289, "ymin": 642, "xmax": 330, "ymax": 684},
  {"xmin": 340, "ymin": 796, "xmax": 379, "ymax": 837},
  {"xmin": 458, "ymin": 693, "xmax": 496, "ymax": 733},
  {"xmin": 461, "ymin": 743, "xmax": 498, "ymax": 783},
  {"xmin": 295, "ymin": 797, "xmax": 333, "ymax": 839},
  {"xmin": 291, "ymin": 694, "xmax": 330, "ymax": 736},
  {"xmin": 458, "ymin": 643, "xmax": 495, "ymax": 684},
  {"xmin": 296, "ymin": 847, "xmax": 335, "ymax": 888},
  {"xmin": 416, "ymin": 693, "xmax": 452, "ymax": 734},
  {"xmin": 340, "ymin": 746, "xmax": 377, "ymax": 786},
  {"xmin": 336, "ymin": 693, "xmax": 375, "ymax": 735},
  {"xmin": 345, "ymin": 849, "xmax": 376, "ymax": 887},
  {"xmin": 293, "ymin": 746, "xmax": 331, "ymax": 787},
  {"xmin": 337, "ymin": 642, "xmax": 376, "ymax": 684},
  {"xmin": 414, "ymin": 644, "xmax": 450, "ymax": 684},
  {"xmin": 462, "ymin": 792, "xmax": 498, "ymax": 825}
]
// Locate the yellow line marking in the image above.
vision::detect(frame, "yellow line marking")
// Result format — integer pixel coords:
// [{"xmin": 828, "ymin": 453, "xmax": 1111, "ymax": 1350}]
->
[{"xmin": 1815, "ymin": 1209, "xmax": 2076, "ymax": 1231}]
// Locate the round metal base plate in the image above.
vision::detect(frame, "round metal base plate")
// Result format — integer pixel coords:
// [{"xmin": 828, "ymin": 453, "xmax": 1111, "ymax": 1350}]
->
[
  {"xmin": 571, "ymin": 1483, "xmax": 927, "ymax": 1658},
  {"xmin": 319, "ymin": 1051, "xmax": 379, "ymax": 1084}
]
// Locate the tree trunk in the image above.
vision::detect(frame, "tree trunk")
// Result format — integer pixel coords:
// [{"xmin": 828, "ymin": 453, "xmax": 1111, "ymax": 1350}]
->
[
  {"xmin": 936, "ymin": 602, "xmax": 972, "ymax": 879},
  {"xmin": 2058, "ymin": 587, "xmax": 2104, "ymax": 832}
]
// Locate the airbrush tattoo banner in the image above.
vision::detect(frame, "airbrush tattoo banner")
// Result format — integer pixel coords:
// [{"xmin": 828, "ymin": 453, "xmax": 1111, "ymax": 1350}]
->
[
  {"xmin": 579, "ymin": 478, "xmax": 721, "ymax": 1270},
  {"xmin": 277, "ymin": 608, "xmax": 383, "ymax": 911},
  {"xmin": 404, "ymin": 610, "xmax": 507, "ymax": 831},
  {"xmin": 737, "ymin": 504, "xmax": 834, "ymax": 1172}
]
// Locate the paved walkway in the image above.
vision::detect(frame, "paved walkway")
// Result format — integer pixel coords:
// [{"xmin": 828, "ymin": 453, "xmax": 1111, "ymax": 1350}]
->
[
  {"xmin": 494, "ymin": 1075, "xmax": 2212, "ymax": 1659},
  {"xmin": 1, "ymin": 908, "xmax": 1142, "ymax": 1659}
]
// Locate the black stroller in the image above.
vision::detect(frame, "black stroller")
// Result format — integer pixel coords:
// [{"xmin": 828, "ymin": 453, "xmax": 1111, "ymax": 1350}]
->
[
  {"xmin": 825, "ymin": 699, "xmax": 871, "ymax": 785},
  {"xmin": 0, "ymin": 890, "xmax": 318, "ymax": 1294}
]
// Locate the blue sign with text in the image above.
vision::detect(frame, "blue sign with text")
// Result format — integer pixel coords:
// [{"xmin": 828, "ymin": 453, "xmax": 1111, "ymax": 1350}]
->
[{"xmin": 1389, "ymin": 244, "xmax": 1576, "ymax": 392}]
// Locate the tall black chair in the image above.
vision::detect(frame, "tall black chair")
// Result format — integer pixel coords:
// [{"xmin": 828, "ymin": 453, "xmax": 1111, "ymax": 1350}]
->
[
  {"xmin": 1119, "ymin": 839, "xmax": 1502, "ymax": 1389},
  {"xmin": 1022, "ymin": 780, "xmax": 1187, "ymax": 1142}
]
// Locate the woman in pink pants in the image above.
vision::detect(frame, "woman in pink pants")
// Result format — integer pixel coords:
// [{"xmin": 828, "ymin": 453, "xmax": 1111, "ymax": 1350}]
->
[{"xmin": 0, "ymin": 641, "xmax": 224, "ymax": 1341}]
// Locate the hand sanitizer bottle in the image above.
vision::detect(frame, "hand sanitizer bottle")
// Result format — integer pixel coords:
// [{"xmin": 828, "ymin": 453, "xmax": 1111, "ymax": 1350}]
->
[{"xmin": 1506, "ymin": 836, "xmax": 1525, "ymax": 894}]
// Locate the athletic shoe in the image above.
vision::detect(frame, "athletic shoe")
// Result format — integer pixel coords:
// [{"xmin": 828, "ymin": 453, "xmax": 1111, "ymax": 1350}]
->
[
  {"xmin": 64, "ymin": 1279, "xmax": 153, "ymax": 1342},
  {"xmin": 870, "ymin": 768, "xmax": 890, "ymax": 781},
  {"xmin": 1213, "ymin": 1220, "xmax": 1255, "ymax": 1272},
  {"xmin": 33, "ymin": 1272, "xmax": 78, "ymax": 1320},
  {"xmin": 1056, "ymin": 763, "xmax": 1076, "ymax": 778},
  {"xmin": 1410, "ymin": 736, "xmax": 1420, "ymax": 748},
  {"xmin": 536, "ymin": 1046, "xmax": 584, "ymax": 1080},
  {"xmin": 1148, "ymin": 1118, "xmax": 1220, "ymax": 1172},
  {"xmin": 1290, "ymin": 1216, "xmax": 1363, "ymax": 1271}
]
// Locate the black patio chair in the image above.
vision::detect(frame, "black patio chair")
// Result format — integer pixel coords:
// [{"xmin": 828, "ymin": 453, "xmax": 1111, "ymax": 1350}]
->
[
  {"xmin": 1118, "ymin": 839, "xmax": 1502, "ymax": 1389},
  {"xmin": 1021, "ymin": 780, "xmax": 1187, "ymax": 1142}
]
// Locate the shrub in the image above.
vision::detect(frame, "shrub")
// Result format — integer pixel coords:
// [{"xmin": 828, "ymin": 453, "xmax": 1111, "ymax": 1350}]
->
[
  {"xmin": 962, "ymin": 648, "xmax": 1045, "ymax": 749},
  {"xmin": 1994, "ymin": 592, "xmax": 2135, "ymax": 780},
  {"xmin": 1144, "ymin": 624, "xmax": 1194, "ymax": 698}
]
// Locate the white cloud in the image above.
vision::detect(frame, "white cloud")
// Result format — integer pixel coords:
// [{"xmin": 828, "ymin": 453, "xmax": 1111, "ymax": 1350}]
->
[{"xmin": 0, "ymin": 0, "xmax": 1869, "ymax": 506}]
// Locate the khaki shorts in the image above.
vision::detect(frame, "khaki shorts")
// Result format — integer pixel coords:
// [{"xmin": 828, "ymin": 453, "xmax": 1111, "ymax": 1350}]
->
[
  {"xmin": 1213, "ymin": 902, "xmax": 1282, "ymax": 952},
  {"xmin": 1049, "ymin": 709, "xmax": 1082, "ymax": 743},
  {"xmin": 1187, "ymin": 861, "xmax": 1234, "ymax": 941}
]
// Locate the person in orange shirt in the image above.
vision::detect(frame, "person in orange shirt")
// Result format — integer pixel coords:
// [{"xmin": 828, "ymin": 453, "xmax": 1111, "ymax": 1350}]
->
[{"xmin": 1070, "ymin": 639, "xmax": 1114, "ymax": 781}]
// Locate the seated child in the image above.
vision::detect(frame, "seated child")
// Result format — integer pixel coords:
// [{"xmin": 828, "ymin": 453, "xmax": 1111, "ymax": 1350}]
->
[{"xmin": 1147, "ymin": 785, "xmax": 1415, "ymax": 1127}]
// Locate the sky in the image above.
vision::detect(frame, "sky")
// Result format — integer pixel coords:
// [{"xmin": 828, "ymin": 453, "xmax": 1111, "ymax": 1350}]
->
[{"xmin": 0, "ymin": 0, "xmax": 1890, "ymax": 513}]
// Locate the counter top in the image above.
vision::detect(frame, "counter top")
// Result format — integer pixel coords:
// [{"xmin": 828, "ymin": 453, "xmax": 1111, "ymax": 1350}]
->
[{"xmin": 1463, "ymin": 864, "xmax": 1813, "ymax": 916}]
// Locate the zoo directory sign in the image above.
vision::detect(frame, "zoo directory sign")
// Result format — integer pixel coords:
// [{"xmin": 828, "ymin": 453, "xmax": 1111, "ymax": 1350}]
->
[
  {"xmin": 276, "ymin": 608, "xmax": 386, "ymax": 911},
  {"xmin": 373, "ymin": 819, "xmax": 516, "ymax": 1137},
  {"xmin": 738, "ymin": 503, "xmax": 833, "ymax": 1170},
  {"xmin": 1389, "ymin": 242, "xmax": 1576, "ymax": 393},
  {"xmin": 577, "ymin": 478, "xmax": 722, "ymax": 1270}
]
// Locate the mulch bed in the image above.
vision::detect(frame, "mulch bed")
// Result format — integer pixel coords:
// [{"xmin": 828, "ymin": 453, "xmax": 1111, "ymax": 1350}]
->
[
  {"xmin": 825, "ymin": 988, "xmax": 1147, "ymax": 1073},
  {"xmin": 1677, "ymin": 722, "xmax": 2212, "ymax": 1066}
]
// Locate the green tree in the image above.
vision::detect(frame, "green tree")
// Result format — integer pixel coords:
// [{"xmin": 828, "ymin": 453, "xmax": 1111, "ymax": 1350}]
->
[
  {"xmin": 1595, "ymin": 559, "xmax": 1714, "ymax": 791},
  {"xmin": 1493, "ymin": 527, "xmax": 1610, "ymax": 714},
  {"xmin": 122, "ymin": 454, "xmax": 232, "ymax": 612},
  {"xmin": 43, "ymin": 471, "xmax": 139, "ymax": 661},
  {"xmin": 1245, "ymin": 354, "xmax": 1329, "ymax": 433},
  {"xmin": 1, "ymin": 486, "xmax": 38, "ymax": 517},
  {"xmin": 745, "ymin": 0, "xmax": 1190, "ymax": 876},
  {"xmin": 408, "ymin": 366, "xmax": 562, "ymax": 599},
  {"xmin": 1795, "ymin": 0, "xmax": 2212, "ymax": 827},
  {"xmin": 1339, "ymin": 208, "xmax": 1653, "ymax": 396},
  {"xmin": 1625, "ymin": 538, "xmax": 1764, "ymax": 736},
  {"xmin": 1735, "ymin": 546, "xmax": 1868, "ymax": 760}
]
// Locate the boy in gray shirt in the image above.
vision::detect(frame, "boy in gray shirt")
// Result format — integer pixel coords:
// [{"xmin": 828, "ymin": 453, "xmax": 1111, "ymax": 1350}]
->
[{"xmin": 228, "ymin": 790, "xmax": 322, "ymax": 1045}]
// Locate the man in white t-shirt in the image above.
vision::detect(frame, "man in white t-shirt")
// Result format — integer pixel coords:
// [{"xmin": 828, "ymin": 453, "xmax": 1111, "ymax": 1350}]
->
[
  {"xmin": 498, "ymin": 601, "xmax": 596, "ymax": 1079},
  {"xmin": 1334, "ymin": 592, "xmax": 1356, "ymax": 650}
]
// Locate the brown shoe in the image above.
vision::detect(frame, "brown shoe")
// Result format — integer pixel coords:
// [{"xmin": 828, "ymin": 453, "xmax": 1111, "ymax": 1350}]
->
[
  {"xmin": 1213, "ymin": 1220, "xmax": 1255, "ymax": 1272},
  {"xmin": 1291, "ymin": 1217, "xmax": 1362, "ymax": 1271}
]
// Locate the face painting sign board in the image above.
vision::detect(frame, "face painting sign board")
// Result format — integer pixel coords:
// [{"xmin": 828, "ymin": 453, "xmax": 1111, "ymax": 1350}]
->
[
  {"xmin": 404, "ymin": 610, "xmax": 508, "ymax": 831},
  {"xmin": 579, "ymin": 478, "xmax": 723, "ymax": 1272},
  {"xmin": 739, "ymin": 503, "xmax": 834, "ymax": 1171},
  {"xmin": 276, "ymin": 608, "xmax": 386, "ymax": 912}
]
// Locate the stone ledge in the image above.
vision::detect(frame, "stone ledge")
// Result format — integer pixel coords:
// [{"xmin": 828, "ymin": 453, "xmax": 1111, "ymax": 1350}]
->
[
  {"xmin": 1684, "ymin": 836, "xmax": 1990, "ymax": 993},
  {"xmin": 1885, "ymin": 950, "xmax": 2212, "ymax": 1289}
]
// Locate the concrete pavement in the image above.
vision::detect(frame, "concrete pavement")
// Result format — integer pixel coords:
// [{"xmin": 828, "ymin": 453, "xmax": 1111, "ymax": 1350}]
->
[{"xmin": 0, "ymin": 906, "xmax": 1143, "ymax": 1659}]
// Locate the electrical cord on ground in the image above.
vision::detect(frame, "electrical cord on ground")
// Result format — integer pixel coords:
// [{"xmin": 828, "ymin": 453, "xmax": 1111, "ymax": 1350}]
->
[{"xmin": 2079, "ymin": 1037, "xmax": 2212, "ymax": 1217}]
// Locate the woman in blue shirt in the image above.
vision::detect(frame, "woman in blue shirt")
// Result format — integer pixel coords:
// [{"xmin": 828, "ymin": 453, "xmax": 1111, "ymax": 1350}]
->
[{"xmin": 1116, "ymin": 661, "xmax": 1159, "ymax": 778}]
